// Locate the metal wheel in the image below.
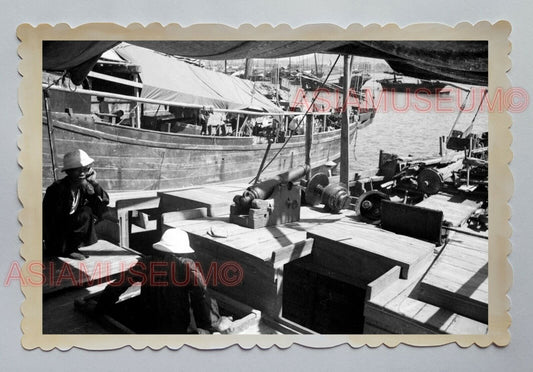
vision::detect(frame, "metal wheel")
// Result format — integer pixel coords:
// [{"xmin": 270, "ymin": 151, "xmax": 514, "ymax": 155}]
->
[{"xmin": 355, "ymin": 190, "xmax": 390, "ymax": 223}]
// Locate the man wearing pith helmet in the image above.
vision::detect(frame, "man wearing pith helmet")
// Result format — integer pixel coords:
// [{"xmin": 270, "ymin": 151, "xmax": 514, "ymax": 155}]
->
[
  {"xmin": 43, "ymin": 149, "xmax": 109, "ymax": 260},
  {"xmin": 96, "ymin": 228, "xmax": 232, "ymax": 334}
]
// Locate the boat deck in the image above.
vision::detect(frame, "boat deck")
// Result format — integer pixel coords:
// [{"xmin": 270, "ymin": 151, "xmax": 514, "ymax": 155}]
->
[
  {"xmin": 43, "ymin": 181, "xmax": 489, "ymax": 335},
  {"xmin": 416, "ymin": 192, "xmax": 483, "ymax": 226},
  {"xmin": 419, "ymin": 230, "xmax": 489, "ymax": 323}
]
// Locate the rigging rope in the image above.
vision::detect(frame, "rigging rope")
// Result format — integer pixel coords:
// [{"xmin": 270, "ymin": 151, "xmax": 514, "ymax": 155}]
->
[
  {"xmin": 43, "ymin": 72, "xmax": 68, "ymax": 91},
  {"xmin": 249, "ymin": 55, "xmax": 342, "ymax": 183}
]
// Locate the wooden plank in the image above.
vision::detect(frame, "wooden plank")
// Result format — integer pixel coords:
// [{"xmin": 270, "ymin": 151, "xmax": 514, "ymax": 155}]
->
[
  {"xmin": 159, "ymin": 189, "xmax": 233, "ymax": 217},
  {"xmin": 365, "ymin": 295, "xmax": 486, "ymax": 335},
  {"xmin": 172, "ymin": 215, "xmax": 311, "ymax": 261},
  {"xmin": 422, "ymin": 270, "xmax": 488, "ymax": 301},
  {"xmin": 115, "ymin": 196, "xmax": 161, "ymax": 211},
  {"xmin": 363, "ymin": 302, "xmax": 439, "ymax": 334},
  {"xmin": 317, "ymin": 220, "xmax": 437, "ymax": 255},
  {"xmin": 444, "ymin": 313, "xmax": 488, "ymax": 334},
  {"xmin": 116, "ymin": 196, "xmax": 161, "ymax": 248},
  {"xmin": 161, "ymin": 207, "xmax": 208, "ymax": 229},
  {"xmin": 244, "ymin": 231, "xmax": 307, "ymax": 259},
  {"xmin": 43, "ymin": 240, "xmax": 140, "ymax": 294},
  {"xmin": 365, "ymin": 265, "xmax": 402, "ymax": 301},
  {"xmin": 309, "ymin": 224, "xmax": 434, "ymax": 280},
  {"xmin": 416, "ymin": 193, "xmax": 483, "ymax": 227},
  {"xmin": 411, "ymin": 302, "xmax": 457, "ymax": 330},
  {"xmin": 270, "ymin": 238, "xmax": 314, "ymax": 267},
  {"xmin": 418, "ymin": 283, "xmax": 488, "ymax": 323},
  {"xmin": 447, "ymin": 233, "xmax": 489, "ymax": 252},
  {"xmin": 423, "ymin": 258, "xmax": 488, "ymax": 292},
  {"xmin": 107, "ymin": 190, "xmax": 160, "ymax": 208},
  {"xmin": 436, "ymin": 252, "xmax": 488, "ymax": 274},
  {"xmin": 381, "ymin": 201, "xmax": 444, "ymax": 244},
  {"xmin": 432, "ymin": 244, "xmax": 488, "ymax": 267},
  {"xmin": 419, "ymin": 232, "xmax": 488, "ymax": 322}
]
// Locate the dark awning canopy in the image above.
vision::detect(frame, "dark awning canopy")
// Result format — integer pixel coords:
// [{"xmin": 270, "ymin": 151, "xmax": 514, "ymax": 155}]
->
[{"xmin": 43, "ymin": 40, "xmax": 488, "ymax": 86}]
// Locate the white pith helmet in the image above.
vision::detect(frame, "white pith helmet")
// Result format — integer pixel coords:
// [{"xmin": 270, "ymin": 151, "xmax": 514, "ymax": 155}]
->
[
  {"xmin": 62, "ymin": 149, "xmax": 94, "ymax": 171},
  {"xmin": 153, "ymin": 228, "xmax": 194, "ymax": 254}
]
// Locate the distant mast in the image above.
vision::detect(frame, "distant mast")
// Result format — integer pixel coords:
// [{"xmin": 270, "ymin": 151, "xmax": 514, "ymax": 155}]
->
[{"xmin": 245, "ymin": 58, "xmax": 253, "ymax": 79}]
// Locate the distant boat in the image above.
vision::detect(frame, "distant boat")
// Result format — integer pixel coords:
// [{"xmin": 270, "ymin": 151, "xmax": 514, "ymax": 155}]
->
[{"xmin": 378, "ymin": 73, "xmax": 449, "ymax": 94}]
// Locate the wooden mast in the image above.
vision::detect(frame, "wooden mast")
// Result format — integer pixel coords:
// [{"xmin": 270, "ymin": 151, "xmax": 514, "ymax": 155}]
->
[
  {"xmin": 340, "ymin": 55, "xmax": 351, "ymax": 186},
  {"xmin": 43, "ymin": 90, "xmax": 58, "ymax": 181},
  {"xmin": 305, "ymin": 114, "xmax": 313, "ymax": 182},
  {"xmin": 244, "ymin": 59, "xmax": 253, "ymax": 79}
]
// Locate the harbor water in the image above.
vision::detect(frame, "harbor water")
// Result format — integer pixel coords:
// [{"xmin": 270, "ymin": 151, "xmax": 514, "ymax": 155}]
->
[{"xmin": 350, "ymin": 87, "xmax": 489, "ymax": 173}]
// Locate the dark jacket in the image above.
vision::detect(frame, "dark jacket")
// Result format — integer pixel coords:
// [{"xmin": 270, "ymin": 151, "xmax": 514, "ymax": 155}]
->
[
  {"xmin": 97, "ymin": 253, "xmax": 220, "ymax": 334},
  {"xmin": 43, "ymin": 176, "xmax": 109, "ymax": 256}
]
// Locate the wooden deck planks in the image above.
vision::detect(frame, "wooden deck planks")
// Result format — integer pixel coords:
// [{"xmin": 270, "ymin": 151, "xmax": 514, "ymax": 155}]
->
[
  {"xmin": 43, "ymin": 240, "xmax": 140, "ymax": 294},
  {"xmin": 416, "ymin": 193, "xmax": 483, "ymax": 226},
  {"xmin": 308, "ymin": 221, "xmax": 435, "ymax": 281},
  {"xmin": 101, "ymin": 182, "xmax": 488, "ymax": 333},
  {"xmin": 159, "ymin": 184, "xmax": 243, "ymax": 217},
  {"xmin": 418, "ymin": 229, "xmax": 488, "ymax": 323}
]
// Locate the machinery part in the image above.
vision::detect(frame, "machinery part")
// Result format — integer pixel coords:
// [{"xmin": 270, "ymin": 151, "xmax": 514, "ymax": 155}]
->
[
  {"xmin": 322, "ymin": 184, "xmax": 351, "ymax": 213},
  {"xmin": 466, "ymin": 208, "xmax": 488, "ymax": 230},
  {"xmin": 417, "ymin": 167, "xmax": 444, "ymax": 195},
  {"xmin": 305, "ymin": 173, "xmax": 329, "ymax": 206},
  {"xmin": 355, "ymin": 190, "xmax": 390, "ymax": 223},
  {"xmin": 234, "ymin": 165, "xmax": 310, "ymax": 212},
  {"xmin": 305, "ymin": 173, "xmax": 350, "ymax": 213},
  {"xmin": 417, "ymin": 160, "xmax": 464, "ymax": 195}
]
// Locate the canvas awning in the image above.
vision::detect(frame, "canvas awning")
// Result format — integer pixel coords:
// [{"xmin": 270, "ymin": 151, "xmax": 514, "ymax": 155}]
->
[
  {"xmin": 43, "ymin": 40, "xmax": 488, "ymax": 86},
  {"xmin": 113, "ymin": 44, "xmax": 283, "ymax": 112}
]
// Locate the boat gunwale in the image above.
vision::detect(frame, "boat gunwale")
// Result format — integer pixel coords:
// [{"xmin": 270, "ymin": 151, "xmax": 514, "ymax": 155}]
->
[{"xmin": 44, "ymin": 113, "xmax": 356, "ymax": 152}]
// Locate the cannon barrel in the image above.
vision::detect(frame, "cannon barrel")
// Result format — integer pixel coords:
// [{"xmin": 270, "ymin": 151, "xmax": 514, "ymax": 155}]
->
[{"xmin": 234, "ymin": 165, "xmax": 310, "ymax": 210}]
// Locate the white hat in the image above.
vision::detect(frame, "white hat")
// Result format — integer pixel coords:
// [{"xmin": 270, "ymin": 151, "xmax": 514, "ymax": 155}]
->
[
  {"xmin": 153, "ymin": 228, "xmax": 194, "ymax": 254},
  {"xmin": 62, "ymin": 149, "xmax": 94, "ymax": 171}
]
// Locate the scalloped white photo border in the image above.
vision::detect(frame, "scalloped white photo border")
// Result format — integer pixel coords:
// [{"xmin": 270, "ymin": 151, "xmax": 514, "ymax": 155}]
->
[{"xmin": 17, "ymin": 22, "xmax": 512, "ymax": 350}]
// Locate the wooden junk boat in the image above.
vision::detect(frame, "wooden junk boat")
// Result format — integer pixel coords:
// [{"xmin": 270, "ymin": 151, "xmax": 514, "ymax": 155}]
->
[
  {"xmin": 40, "ymin": 40, "xmax": 491, "ymax": 336},
  {"xmin": 377, "ymin": 72, "xmax": 450, "ymax": 94},
  {"xmin": 43, "ymin": 43, "xmax": 370, "ymax": 193}
]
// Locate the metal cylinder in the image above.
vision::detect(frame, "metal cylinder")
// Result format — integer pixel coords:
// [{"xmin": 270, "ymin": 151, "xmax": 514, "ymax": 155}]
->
[
  {"xmin": 322, "ymin": 184, "xmax": 351, "ymax": 213},
  {"xmin": 305, "ymin": 173, "xmax": 350, "ymax": 213},
  {"xmin": 235, "ymin": 165, "xmax": 310, "ymax": 210}
]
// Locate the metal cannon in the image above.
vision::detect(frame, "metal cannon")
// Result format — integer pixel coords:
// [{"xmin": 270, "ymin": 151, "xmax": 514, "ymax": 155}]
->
[{"xmin": 230, "ymin": 165, "xmax": 310, "ymax": 229}]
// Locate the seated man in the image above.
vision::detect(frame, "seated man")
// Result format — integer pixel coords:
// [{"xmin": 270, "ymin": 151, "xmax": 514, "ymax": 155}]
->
[
  {"xmin": 43, "ymin": 149, "xmax": 109, "ymax": 260},
  {"xmin": 95, "ymin": 228, "xmax": 231, "ymax": 334}
]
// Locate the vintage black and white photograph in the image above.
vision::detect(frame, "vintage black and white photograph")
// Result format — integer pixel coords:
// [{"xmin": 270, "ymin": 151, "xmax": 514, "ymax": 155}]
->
[{"xmin": 17, "ymin": 23, "xmax": 511, "ymax": 348}]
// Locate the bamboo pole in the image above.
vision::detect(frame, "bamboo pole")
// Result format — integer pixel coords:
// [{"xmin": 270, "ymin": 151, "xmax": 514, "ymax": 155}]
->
[
  {"xmin": 340, "ymin": 56, "xmax": 351, "ymax": 186},
  {"xmin": 133, "ymin": 74, "xmax": 141, "ymax": 128},
  {"xmin": 43, "ymin": 84, "xmax": 311, "ymax": 117},
  {"xmin": 43, "ymin": 90, "xmax": 58, "ymax": 181}
]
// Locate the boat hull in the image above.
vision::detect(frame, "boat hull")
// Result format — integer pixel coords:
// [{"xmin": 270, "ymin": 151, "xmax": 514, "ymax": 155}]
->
[
  {"xmin": 43, "ymin": 113, "xmax": 361, "ymax": 192},
  {"xmin": 378, "ymin": 81, "xmax": 449, "ymax": 94}
]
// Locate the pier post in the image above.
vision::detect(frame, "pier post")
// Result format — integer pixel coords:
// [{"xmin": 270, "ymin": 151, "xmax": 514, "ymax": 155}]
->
[{"xmin": 340, "ymin": 56, "xmax": 351, "ymax": 186}]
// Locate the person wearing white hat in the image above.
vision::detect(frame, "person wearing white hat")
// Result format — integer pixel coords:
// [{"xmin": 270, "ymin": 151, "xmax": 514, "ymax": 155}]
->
[
  {"xmin": 95, "ymin": 228, "xmax": 232, "ymax": 334},
  {"xmin": 43, "ymin": 149, "xmax": 109, "ymax": 260}
]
